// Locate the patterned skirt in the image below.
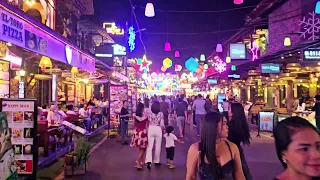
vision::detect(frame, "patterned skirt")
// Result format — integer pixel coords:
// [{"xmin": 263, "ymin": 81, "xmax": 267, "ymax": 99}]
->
[{"xmin": 130, "ymin": 128, "xmax": 148, "ymax": 148}]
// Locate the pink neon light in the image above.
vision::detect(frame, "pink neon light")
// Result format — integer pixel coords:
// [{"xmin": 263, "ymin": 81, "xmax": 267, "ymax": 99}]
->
[
  {"xmin": 251, "ymin": 41, "xmax": 259, "ymax": 61},
  {"xmin": 214, "ymin": 58, "xmax": 226, "ymax": 73}
]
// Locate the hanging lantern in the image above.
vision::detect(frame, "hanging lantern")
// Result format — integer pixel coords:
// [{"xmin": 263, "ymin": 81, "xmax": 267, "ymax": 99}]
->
[
  {"xmin": 161, "ymin": 66, "xmax": 167, "ymax": 72},
  {"xmin": 200, "ymin": 54, "xmax": 205, "ymax": 61},
  {"xmin": 226, "ymin": 56, "xmax": 231, "ymax": 63},
  {"xmin": 234, "ymin": 0, "xmax": 243, "ymax": 5},
  {"xmin": 216, "ymin": 44, "xmax": 223, "ymax": 52},
  {"xmin": 164, "ymin": 42, "xmax": 171, "ymax": 51},
  {"xmin": 175, "ymin": 64, "xmax": 182, "ymax": 72},
  {"xmin": 316, "ymin": 1, "xmax": 320, "ymax": 14},
  {"xmin": 71, "ymin": 67, "xmax": 79, "ymax": 74},
  {"xmin": 163, "ymin": 58, "xmax": 172, "ymax": 68},
  {"xmin": 185, "ymin": 57, "xmax": 199, "ymax": 72},
  {"xmin": 204, "ymin": 64, "xmax": 208, "ymax": 70},
  {"xmin": 145, "ymin": 3, "xmax": 155, "ymax": 17},
  {"xmin": 174, "ymin": 50, "xmax": 180, "ymax": 58},
  {"xmin": 39, "ymin": 56, "xmax": 52, "ymax": 70},
  {"xmin": 284, "ymin": 37, "xmax": 291, "ymax": 46}
]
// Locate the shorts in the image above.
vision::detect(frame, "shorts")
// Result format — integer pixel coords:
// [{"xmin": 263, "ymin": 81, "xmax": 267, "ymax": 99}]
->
[
  {"xmin": 176, "ymin": 116, "xmax": 185, "ymax": 129},
  {"xmin": 166, "ymin": 146, "xmax": 175, "ymax": 160}
]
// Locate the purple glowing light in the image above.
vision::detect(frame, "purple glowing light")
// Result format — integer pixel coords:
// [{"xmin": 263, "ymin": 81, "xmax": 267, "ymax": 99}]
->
[
  {"xmin": 251, "ymin": 41, "xmax": 259, "ymax": 61},
  {"xmin": 214, "ymin": 58, "xmax": 226, "ymax": 73}
]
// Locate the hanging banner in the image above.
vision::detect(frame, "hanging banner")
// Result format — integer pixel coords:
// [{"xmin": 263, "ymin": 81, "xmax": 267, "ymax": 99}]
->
[{"xmin": 0, "ymin": 99, "xmax": 38, "ymax": 179}]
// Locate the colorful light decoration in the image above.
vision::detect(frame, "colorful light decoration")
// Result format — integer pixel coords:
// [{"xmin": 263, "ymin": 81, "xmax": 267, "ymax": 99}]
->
[
  {"xmin": 231, "ymin": 65, "xmax": 237, "ymax": 71},
  {"xmin": 128, "ymin": 26, "xmax": 136, "ymax": 52},
  {"xmin": 145, "ymin": 3, "xmax": 155, "ymax": 17},
  {"xmin": 185, "ymin": 57, "xmax": 199, "ymax": 72},
  {"xmin": 214, "ymin": 58, "xmax": 226, "ymax": 73},
  {"xmin": 216, "ymin": 44, "xmax": 223, "ymax": 52},
  {"xmin": 139, "ymin": 55, "xmax": 152, "ymax": 72},
  {"xmin": 164, "ymin": 42, "xmax": 171, "ymax": 51},
  {"xmin": 161, "ymin": 66, "xmax": 167, "ymax": 72},
  {"xmin": 284, "ymin": 36, "xmax": 291, "ymax": 47},
  {"xmin": 316, "ymin": 1, "xmax": 320, "ymax": 14},
  {"xmin": 226, "ymin": 56, "xmax": 231, "ymax": 63},
  {"xmin": 175, "ymin": 64, "xmax": 182, "ymax": 71},
  {"xmin": 234, "ymin": 0, "xmax": 243, "ymax": 5},
  {"xmin": 204, "ymin": 64, "xmax": 208, "ymax": 70},
  {"xmin": 251, "ymin": 40, "xmax": 260, "ymax": 61},
  {"xmin": 163, "ymin": 58, "xmax": 172, "ymax": 68},
  {"xmin": 174, "ymin": 50, "xmax": 180, "ymax": 58},
  {"xmin": 200, "ymin": 54, "xmax": 206, "ymax": 61}
]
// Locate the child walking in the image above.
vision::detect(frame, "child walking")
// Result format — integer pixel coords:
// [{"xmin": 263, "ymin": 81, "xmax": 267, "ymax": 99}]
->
[{"xmin": 163, "ymin": 126, "xmax": 184, "ymax": 169}]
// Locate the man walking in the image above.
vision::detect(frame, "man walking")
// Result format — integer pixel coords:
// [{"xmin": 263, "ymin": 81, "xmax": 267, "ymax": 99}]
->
[
  {"xmin": 174, "ymin": 97, "xmax": 188, "ymax": 137},
  {"xmin": 222, "ymin": 99, "xmax": 230, "ymax": 121},
  {"xmin": 192, "ymin": 94, "xmax": 206, "ymax": 136},
  {"xmin": 160, "ymin": 95, "xmax": 170, "ymax": 126},
  {"xmin": 120, "ymin": 100, "xmax": 130, "ymax": 145}
]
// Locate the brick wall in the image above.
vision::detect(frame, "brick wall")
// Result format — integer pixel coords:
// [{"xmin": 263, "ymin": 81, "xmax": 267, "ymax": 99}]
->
[{"xmin": 268, "ymin": 0, "xmax": 302, "ymax": 54}]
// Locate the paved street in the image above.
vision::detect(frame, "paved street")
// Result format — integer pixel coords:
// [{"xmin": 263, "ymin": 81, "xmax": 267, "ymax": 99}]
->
[{"xmin": 67, "ymin": 122, "xmax": 283, "ymax": 180}]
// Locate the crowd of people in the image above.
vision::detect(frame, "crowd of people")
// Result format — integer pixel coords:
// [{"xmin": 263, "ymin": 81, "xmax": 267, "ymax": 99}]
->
[{"xmin": 123, "ymin": 93, "xmax": 320, "ymax": 180}]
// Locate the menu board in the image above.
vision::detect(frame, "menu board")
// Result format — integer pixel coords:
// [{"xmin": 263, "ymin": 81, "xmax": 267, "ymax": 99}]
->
[
  {"xmin": 0, "ymin": 112, "xmax": 18, "ymax": 179},
  {"xmin": 259, "ymin": 112, "xmax": 275, "ymax": 132},
  {"xmin": 67, "ymin": 84, "xmax": 75, "ymax": 102},
  {"xmin": 109, "ymin": 85, "xmax": 128, "ymax": 121},
  {"xmin": 0, "ymin": 60, "xmax": 10, "ymax": 98},
  {"xmin": 0, "ymin": 99, "xmax": 37, "ymax": 178}
]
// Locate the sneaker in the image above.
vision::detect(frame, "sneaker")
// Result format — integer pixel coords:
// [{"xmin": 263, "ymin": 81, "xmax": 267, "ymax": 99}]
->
[
  {"xmin": 169, "ymin": 165, "xmax": 175, "ymax": 169},
  {"xmin": 166, "ymin": 163, "xmax": 170, "ymax": 166}
]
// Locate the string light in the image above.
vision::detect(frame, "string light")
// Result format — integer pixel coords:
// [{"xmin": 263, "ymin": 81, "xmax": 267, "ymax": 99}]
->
[{"xmin": 128, "ymin": 26, "xmax": 136, "ymax": 52}]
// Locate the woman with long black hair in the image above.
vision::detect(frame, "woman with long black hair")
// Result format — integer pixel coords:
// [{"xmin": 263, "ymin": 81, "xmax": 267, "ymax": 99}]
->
[
  {"xmin": 228, "ymin": 103, "xmax": 252, "ymax": 180},
  {"xmin": 131, "ymin": 102, "xmax": 149, "ymax": 170},
  {"xmin": 186, "ymin": 112, "xmax": 245, "ymax": 180}
]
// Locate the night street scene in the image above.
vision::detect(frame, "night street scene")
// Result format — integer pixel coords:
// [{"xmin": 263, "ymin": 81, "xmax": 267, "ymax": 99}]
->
[{"xmin": 0, "ymin": 0, "xmax": 320, "ymax": 180}]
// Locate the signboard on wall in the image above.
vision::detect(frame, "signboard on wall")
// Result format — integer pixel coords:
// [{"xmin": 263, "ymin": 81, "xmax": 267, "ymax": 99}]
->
[
  {"xmin": 228, "ymin": 74, "xmax": 241, "ymax": 79},
  {"xmin": 207, "ymin": 79, "xmax": 218, "ymax": 85},
  {"xmin": 230, "ymin": 43, "xmax": 247, "ymax": 60},
  {"xmin": 0, "ymin": 7, "xmax": 95, "ymax": 72},
  {"xmin": 0, "ymin": 60, "xmax": 9, "ymax": 98},
  {"xmin": 303, "ymin": 48, "xmax": 320, "ymax": 61},
  {"xmin": 261, "ymin": 63, "xmax": 280, "ymax": 74}
]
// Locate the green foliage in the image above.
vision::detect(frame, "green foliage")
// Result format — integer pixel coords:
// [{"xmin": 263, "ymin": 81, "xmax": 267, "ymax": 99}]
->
[{"xmin": 76, "ymin": 137, "xmax": 90, "ymax": 166}]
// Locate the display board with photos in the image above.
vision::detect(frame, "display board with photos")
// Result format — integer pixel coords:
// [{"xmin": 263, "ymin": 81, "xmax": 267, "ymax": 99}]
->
[
  {"xmin": 109, "ymin": 85, "xmax": 128, "ymax": 121},
  {"xmin": 0, "ymin": 99, "xmax": 38, "ymax": 178}
]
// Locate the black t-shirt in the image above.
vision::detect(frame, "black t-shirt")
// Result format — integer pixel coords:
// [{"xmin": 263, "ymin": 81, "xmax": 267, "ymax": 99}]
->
[
  {"xmin": 120, "ymin": 107, "xmax": 129, "ymax": 122},
  {"xmin": 313, "ymin": 102, "xmax": 320, "ymax": 117},
  {"xmin": 175, "ymin": 101, "xmax": 188, "ymax": 117}
]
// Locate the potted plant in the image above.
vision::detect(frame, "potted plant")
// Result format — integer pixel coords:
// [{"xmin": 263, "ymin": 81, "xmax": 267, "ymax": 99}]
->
[{"xmin": 75, "ymin": 137, "xmax": 90, "ymax": 172}]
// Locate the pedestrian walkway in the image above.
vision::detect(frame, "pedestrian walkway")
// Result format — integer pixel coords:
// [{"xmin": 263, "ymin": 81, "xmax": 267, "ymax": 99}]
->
[{"xmin": 66, "ymin": 121, "xmax": 282, "ymax": 180}]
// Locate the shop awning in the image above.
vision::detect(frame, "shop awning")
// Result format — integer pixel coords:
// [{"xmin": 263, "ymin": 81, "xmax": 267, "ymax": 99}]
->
[{"xmin": 0, "ymin": 2, "xmax": 112, "ymax": 72}]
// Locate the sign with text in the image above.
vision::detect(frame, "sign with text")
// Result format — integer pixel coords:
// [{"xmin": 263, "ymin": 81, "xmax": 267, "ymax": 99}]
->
[
  {"xmin": 259, "ymin": 111, "xmax": 274, "ymax": 132},
  {"xmin": 303, "ymin": 48, "xmax": 320, "ymax": 61},
  {"xmin": 0, "ymin": 99, "xmax": 38, "ymax": 179},
  {"xmin": 228, "ymin": 74, "xmax": 241, "ymax": 79},
  {"xmin": 230, "ymin": 43, "xmax": 246, "ymax": 60},
  {"xmin": 261, "ymin": 63, "xmax": 280, "ymax": 74},
  {"xmin": 112, "ymin": 44, "xmax": 126, "ymax": 55},
  {"xmin": 0, "ymin": 7, "xmax": 95, "ymax": 72},
  {"xmin": 207, "ymin": 79, "xmax": 218, "ymax": 85}
]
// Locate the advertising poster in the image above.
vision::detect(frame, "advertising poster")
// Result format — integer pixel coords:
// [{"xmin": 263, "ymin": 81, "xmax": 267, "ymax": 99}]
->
[
  {"xmin": 0, "ymin": 99, "xmax": 37, "ymax": 177},
  {"xmin": 109, "ymin": 85, "xmax": 128, "ymax": 121},
  {"xmin": 0, "ymin": 112, "xmax": 18, "ymax": 180},
  {"xmin": 259, "ymin": 112, "xmax": 275, "ymax": 132}
]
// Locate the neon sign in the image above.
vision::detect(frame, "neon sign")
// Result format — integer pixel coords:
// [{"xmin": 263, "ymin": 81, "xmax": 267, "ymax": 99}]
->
[
  {"xmin": 139, "ymin": 55, "xmax": 152, "ymax": 73},
  {"xmin": 103, "ymin": 22, "xmax": 124, "ymax": 35},
  {"xmin": 128, "ymin": 26, "xmax": 136, "ymax": 52},
  {"xmin": 251, "ymin": 41, "xmax": 259, "ymax": 61},
  {"xmin": 112, "ymin": 44, "xmax": 126, "ymax": 55}
]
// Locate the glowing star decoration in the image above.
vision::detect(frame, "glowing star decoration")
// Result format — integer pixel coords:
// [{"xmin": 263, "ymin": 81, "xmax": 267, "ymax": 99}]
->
[
  {"xmin": 139, "ymin": 55, "xmax": 152, "ymax": 72},
  {"xmin": 128, "ymin": 26, "xmax": 136, "ymax": 52},
  {"xmin": 214, "ymin": 58, "xmax": 226, "ymax": 73},
  {"xmin": 251, "ymin": 40, "xmax": 260, "ymax": 61}
]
